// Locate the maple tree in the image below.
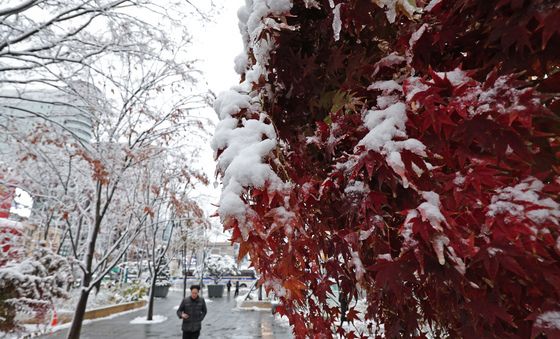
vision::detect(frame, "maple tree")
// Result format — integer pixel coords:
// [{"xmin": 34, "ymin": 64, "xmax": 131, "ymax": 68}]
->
[{"xmin": 213, "ymin": 0, "xmax": 560, "ymax": 338}]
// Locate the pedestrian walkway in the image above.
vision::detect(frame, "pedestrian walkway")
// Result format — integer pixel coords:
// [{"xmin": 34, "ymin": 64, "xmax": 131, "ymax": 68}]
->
[{"xmin": 42, "ymin": 289, "xmax": 292, "ymax": 338}]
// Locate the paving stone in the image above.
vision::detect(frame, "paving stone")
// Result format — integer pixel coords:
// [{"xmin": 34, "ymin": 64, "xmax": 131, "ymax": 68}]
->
[{"xmin": 41, "ymin": 289, "xmax": 292, "ymax": 338}]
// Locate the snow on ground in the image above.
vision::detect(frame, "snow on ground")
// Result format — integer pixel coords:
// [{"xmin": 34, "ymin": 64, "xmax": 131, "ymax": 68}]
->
[
  {"xmin": 129, "ymin": 315, "xmax": 167, "ymax": 324},
  {"xmin": 42, "ymin": 304, "xmax": 148, "ymax": 336},
  {"xmin": 235, "ymin": 305, "xmax": 271, "ymax": 312}
]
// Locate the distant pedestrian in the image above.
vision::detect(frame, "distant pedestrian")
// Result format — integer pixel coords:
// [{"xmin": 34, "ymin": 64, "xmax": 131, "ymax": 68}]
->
[
  {"xmin": 227, "ymin": 280, "xmax": 232, "ymax": 293},
  {"xmin": 177, "ymin": 285, "xmax": 207, "ymax": 339},
  {"xmin": 234, "ymin": 280, "xmax": 240, "ymax": 297}
]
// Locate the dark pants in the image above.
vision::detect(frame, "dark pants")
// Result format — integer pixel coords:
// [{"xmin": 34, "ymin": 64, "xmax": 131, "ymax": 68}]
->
[{"xmin": 182, "ymin": 330, "xmax": 200, "ymax": 339}]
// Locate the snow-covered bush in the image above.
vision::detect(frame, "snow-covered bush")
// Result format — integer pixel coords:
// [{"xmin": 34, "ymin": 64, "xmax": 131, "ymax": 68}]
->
[
  {"xmin": 114, "ymin": 282, "xmax": 149, "ymax": 303},
  {"xmin": 203, "ymin": 254, "xmax": 240, "ymax": 284},
  {"xmin": 154, "ymin": 256, "xmax": 172, "ymax": 288},
  {"xmin": 0, "ymin": 245, "xmax": 72, "ymax": 333}
]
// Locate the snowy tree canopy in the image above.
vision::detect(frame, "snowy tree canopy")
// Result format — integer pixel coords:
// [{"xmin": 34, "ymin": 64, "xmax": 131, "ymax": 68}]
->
[{"xmin": 201, "ymin": 254, "xmax": 240, "ymax": 284}]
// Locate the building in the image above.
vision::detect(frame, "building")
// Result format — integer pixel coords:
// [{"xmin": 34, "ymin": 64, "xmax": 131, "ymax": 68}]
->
[
  {"xmin": 0, "ymin": 82, "xmax": 102, "ymax": 253},
  {"xmin": 0, "ymin": 83, "xmax": 97, "ymax": 144}
]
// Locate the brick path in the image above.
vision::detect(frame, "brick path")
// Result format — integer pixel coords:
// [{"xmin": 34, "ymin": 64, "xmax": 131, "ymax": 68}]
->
[{"xmin": 42, "ymin": 289, "xmax": 292, "ymax": 338}]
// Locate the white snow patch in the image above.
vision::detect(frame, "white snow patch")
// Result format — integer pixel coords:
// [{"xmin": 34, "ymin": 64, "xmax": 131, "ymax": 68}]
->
[
  {"xmin": 332, "ymin": 4, "xmax": 342, "ymax": 41},
  {"xmin": 453, "ymin": 173, "xmax": 465, "ymax": 186},
  {"xmin": 409, "ymin": 24, "xmax": 427, "ymax": 49},
  {"xmin": 404, "ymin": 76, "xmax": 430, "ymax": 102},
  {"xmin": 344, "ymin": 181, "xmax": 369, "ymax": 195},
  {"xmin": 417, "ymin": 191, "xmax": 446, "ymax": 231},
  {"xmin": 375, "ymin": 0, "xmax": 417, "ymax": 23},
  {"xmin": 424, "ymin": 0, "xmax": 442, "ymax": 11},
  {"xmin": 234, "ymin": 53, "xmax": 249, "ymax": 74},
  {"xmin": 130, "ymin": 315, "xmax": 167, "ymax": 324},
  {"xmin": 368, "ymin": 80, "xmax": 402, "ymax": 93},
  {"xmin": 487, "ymin": 177, "xmax": 560, "ymax": 225},
  {"xmin": 351, "ymin": 251, "xmax": 365, "ymax": 281},
  {"xmin": 372, "ymin": 53, "xmax": 406, "ymax": 76},
  {"xmin": 436, "ymin": 68, "xmax": 471, "ymax": 86},
  {"xmin": 535, "ymin": 311, "xmax": 560, "ymax": 330},
  {"xmin": 304, "ymin": 0, "xmax": 321, "ymax": 9}
]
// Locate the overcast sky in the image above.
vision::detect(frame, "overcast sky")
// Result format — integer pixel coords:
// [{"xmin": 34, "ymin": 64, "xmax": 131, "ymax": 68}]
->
[{"xmin": 187, "ymin": 0, "xmax": 245, "ymax": 240}]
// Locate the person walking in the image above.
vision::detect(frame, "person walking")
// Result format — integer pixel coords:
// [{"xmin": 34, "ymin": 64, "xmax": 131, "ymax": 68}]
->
[
  {"xmin": 233, "ymin": 280, "xmax": 240, "ymax": 297},
  {"xmin": 177, "ymin": 285, "xmax": 207, "ymax": 339},
  {"xmin": 226, "ymin": 280, "xmax": 232, "ymax": 294}
]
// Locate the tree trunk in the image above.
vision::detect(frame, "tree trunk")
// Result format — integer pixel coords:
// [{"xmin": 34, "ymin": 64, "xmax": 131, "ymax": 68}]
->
[
  {"xmin": 182, "ymin": 244, "xmax": 186, "ymax": 299},
  {"xmin": 66, "ymin": 289, "xmax": 90, "ymax": 339},
  {"xmin": 147, "ymin": 273, "xmax": 157, "ymax": 321},
  {"xmin": 67, "ymin": 183, "xmax": 102, "ymax": 338},
  {"xmin": 56, "ymin": 228, "xmax": 68, "ymax": 255},
  {"xmin": 43, "ymin": 211, "xmax": 53, "ymax": 241}
]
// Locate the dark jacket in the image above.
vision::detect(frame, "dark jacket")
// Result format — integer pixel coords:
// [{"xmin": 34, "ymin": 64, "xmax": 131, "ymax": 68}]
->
[{"xmin": 176, "ymin": 296, "xmax": 207, "ymax": 332}]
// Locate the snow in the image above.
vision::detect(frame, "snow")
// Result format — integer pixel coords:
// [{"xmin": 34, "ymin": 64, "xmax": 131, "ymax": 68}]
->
[
  {"xmin": 435, "ymin": 68, "xmax": 472, "ymax": 86},
  {"xmin": 344, "ymin": 181, "xmax": 369, "ymax": 195},
  {"xmin": 404, "ymin": 71, "xmax": 536, "ymax": 119},
  {"xmin": 359, "ymin": 102, "xmax": 407, "ymax": 151},
  {"xmin": 446, "ymin": 245, "xmax": 466, "ymax": 274},
  {"xmin": 357, "ymin": 101, "xmax": 426, "ymax": 187},
  {"xmin": 377, "ymin": 253, "xmax": 393, "ymax": 261},
  {"xmin": 487, "ymin": 247, "xmax": 503, "ymax": 256},
  {"xmin": 197, "ymin": 254, "xmax": 240, "ymax": 283},
  {"xmin": 431, "ymin": 234, "xmax": 450, "ymax": 265},
  {"xmin": 332, "ymin": 4, "xmax": 342, "ymax": 41},
  {"xmin": 535, "ymin": 311, "xmax": 560, "ymax": 330},
  {"xmin": 234, "ymin": 53, "xmax": 249, "ymax": 75},
  {"xmin": 237, "ymin": 305, "xmax": 274, "ymax": 312},
  {"xmin": 0, "ymin": 218, "xmax": 24, "ymax": 230},
  {"xmin": 409, "ymin": 23, "xmax": 427, "ymax": 49},
  {"xmin": 374, "ymin": 0, "xmax": 417, "ymax": 23},
  {"xmin": 263, "ymin": 278, "xmax": 287, "ymax": 298},
  {"xmin": 376, "ymin": 94, "xmax": 399, "ymax": 109},
  {"xmin": 266, "ymin": 0, "xmax": 293, "ymax": 14},
  {"xmin": 401, "ymin": 210, "xmax": 419, "ymax": 251},
  {"xmin": 213, "ymin": 1, "xmax": 297, "ymax": 238},
  {"xmin": 212, "ymin": 90, "xmax": 252, "ymax": 120},
  {"xmin": 463, "ymin": 75, "xmax": 535, "ymax": 117},
  {"xmin": 453, "ymin": 173, "xmax": 465, "ymax": 186},
  {"xmin": 212, "ymin": 93, "xmax": 283, "ymax": 237},
  {"xmin": 368, "ymin": 80, "xmax": 403, "ymax": 93},
  {"xmin": 351, "ymin": 251, "xmax": 365, "ymax": 281},
  {"xmin": 404, "ymin": 76, "xmax": 430, "ymax": 102},
  {"xmin": 48, "ymin": 304, "xmax": 148, "ymax": 334},
  {"xmin": 487, "ymin": 177, "xmax": 560, "ymax": 225},
  {"xmin": 417, "ymin": 191, "xmax": 446, "ymax": 231},
  {"xmin": 372, "ymin": 53, "xmax": 406, "ymax": 76},
  {"xmin": 359, "ymin": 228, "xmax": 374, "ymax": 240},
  {"xmin": 304, "ymin": 0, "xmax": 321, "ymax": 9},
  {"xmin": 424, "ymin": 0, "xmax": 442, "ymax": 11},
  {"xmin": 130, "ymin": 315, "xmax": 167, "ymax": 324},
  {"xmin": 358, "ymin": 75, "xmax": 430, "ymax": 190}
]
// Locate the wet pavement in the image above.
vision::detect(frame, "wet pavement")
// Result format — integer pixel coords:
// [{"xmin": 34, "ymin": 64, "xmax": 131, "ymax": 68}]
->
[{"xmin": 41, "ymin": 289, "xmax": 293, "ymax": 339}]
